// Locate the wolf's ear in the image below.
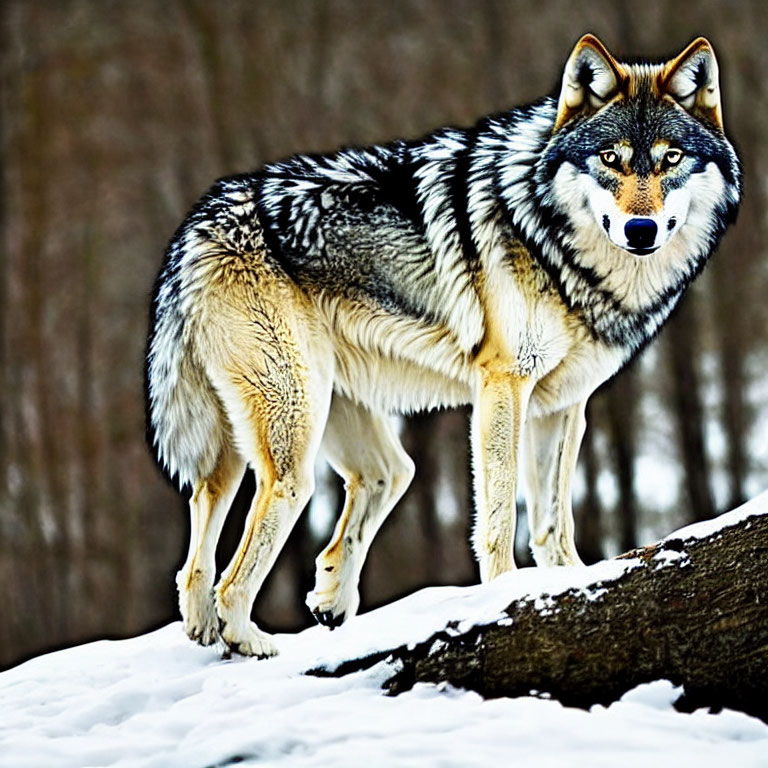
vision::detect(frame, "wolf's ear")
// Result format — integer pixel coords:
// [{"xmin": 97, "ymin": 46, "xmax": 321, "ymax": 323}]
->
[
  {"xmin": 555, "ymin": 34, "xmax": 628, "ymax": 131},
  {"xmin": 659, "ymin": 38, "xmax": 723, "ymax": 130}
]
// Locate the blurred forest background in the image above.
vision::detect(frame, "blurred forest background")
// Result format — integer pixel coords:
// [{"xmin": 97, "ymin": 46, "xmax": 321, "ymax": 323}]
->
[{"xmin": 2, "ymin": 0, "xmax": 768, "ymax": 670}]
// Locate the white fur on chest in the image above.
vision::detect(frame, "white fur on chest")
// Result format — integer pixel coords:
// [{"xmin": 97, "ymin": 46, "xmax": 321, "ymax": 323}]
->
[
  {"xmin": 483, "ymin": 261, "xmax": 626, "ymax": 415},
  {"xmin": 482, "ymin": 265, "xmax": 573, "ymax": 378},
  {"xmin": 530, "ymin": 340, "xmax": 625, "ymax": 415}
]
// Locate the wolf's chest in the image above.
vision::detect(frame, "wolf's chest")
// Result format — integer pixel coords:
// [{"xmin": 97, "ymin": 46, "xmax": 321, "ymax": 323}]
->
[{"xmin": 480, "ymin": 254, "xmax": 627, "ymax": 414}]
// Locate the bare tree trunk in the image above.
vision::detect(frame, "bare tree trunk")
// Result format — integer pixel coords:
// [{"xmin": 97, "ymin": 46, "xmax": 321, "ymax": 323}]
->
[
  {"xmin": 664, "ymin": 297, "xmax": 716, "ymax": 522},
  {"xmin": 713, "ymin": 270, "xmax": 750, "ymax": 512},
  {"xmin": 181, "ymin": 0, "xmax": 236, "ymax": 172},
  {"xmin": 402, "ymin": 412, "xmax": 443, "ymax": 581},
  {"xmin": 604, "ymin": 371, "xmax": 639, "ymax": 551},
  {"xmin": 435, "ymin": 408, "xmax": 475, "ymax": 584},
  {"xmin": 313, "ymin": 508, "xmax": 768, "ymax": 724},
  {"xmin": 575, "ymin": 403, "xmax": 603, "ymax": 564}
]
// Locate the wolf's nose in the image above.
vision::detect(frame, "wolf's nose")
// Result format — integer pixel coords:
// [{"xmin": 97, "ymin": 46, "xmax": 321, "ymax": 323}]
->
[{"xmin": 624, "ymin": 218, "xmax": 658, "ymax": 250}]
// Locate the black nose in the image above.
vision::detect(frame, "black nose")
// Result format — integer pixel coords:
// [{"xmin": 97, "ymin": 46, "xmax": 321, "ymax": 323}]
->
[{"xmin": 624, "ymin": 218, "xmax": 658, "ymax": 250}]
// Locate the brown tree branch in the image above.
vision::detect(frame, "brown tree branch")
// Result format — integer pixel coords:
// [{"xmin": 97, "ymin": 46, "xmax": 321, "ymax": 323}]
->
[{"xmin": 309, "ymin": 505, "xmax": 768, "ymax": 723}]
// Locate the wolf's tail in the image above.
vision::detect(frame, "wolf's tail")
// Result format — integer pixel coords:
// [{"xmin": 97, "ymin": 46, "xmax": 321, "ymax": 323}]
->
[
  {"xmin": 145, "ymin": 229, "xmax": 227, "ymax": 489},
  {"xmin": 146, "ymin": 176, "xmax": 269, "ymax": 487}
]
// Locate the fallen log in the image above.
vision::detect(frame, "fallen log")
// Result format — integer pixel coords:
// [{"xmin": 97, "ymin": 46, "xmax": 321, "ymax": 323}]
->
[{"xmin": 309, "ymin": 497, "xmax": 768, "ymax": 722}]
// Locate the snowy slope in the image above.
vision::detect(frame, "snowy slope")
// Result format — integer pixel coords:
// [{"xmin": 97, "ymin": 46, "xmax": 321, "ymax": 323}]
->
[{"xmin": 2, "ymin": 494, "xmax": 768, "ymax": 768}]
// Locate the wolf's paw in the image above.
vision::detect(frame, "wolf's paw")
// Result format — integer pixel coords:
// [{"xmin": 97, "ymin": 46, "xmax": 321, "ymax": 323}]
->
[
  {"xmin": 177, "ymin": 569, "xmax": 219, "ymax": 646},
  {"xmin": 531, "ymin": 527, "xmax": 585, "ymax": 568},
  {"xmin": 214, "ymin": 582, "xmax": 278, "ymax": 659},
  {"xmin": 306, "ymin": 574, "xmax": 360, "ymax": 630},
  {"xmin": 183, "ymin": 607, "xmax": 220, "ymax": 646},
  {"xmin": 219, "ymin": 620, "xmax": 278, "ymax": 659},
  {"xmin": 308, "ymin": 599, "xmax": 348, "ymax": 629}
]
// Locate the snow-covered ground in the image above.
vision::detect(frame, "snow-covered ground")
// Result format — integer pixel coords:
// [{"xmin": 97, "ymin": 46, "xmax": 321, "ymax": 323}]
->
[{"xmin": 2, "ymin": 496, "xmax": 768, "ymax": 768}]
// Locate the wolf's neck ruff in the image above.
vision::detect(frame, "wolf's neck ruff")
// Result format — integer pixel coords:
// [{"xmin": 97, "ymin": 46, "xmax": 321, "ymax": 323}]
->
[{"xmin": 470, "ymin": 97, "xmax": 720, "ymax": 351}]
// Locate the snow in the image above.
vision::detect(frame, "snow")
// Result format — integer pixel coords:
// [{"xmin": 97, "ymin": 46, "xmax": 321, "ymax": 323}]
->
[
  {"xmin": 3, "ymin": 625, "xmax": 766, "ymax": 768},
  {"xmin": 304, "ymin": 557, "xmax": 637, "ymax": 669},
  {"xmin": 2, "ymin": 500, "xmax": 768, "ymax": 767},
  {"xmin": 662, "ymin": 486, "xmax": 768, "ymax": 543},
  {"xmin": 651, "ymin": 547, "xmax": 691, "ymax": 569}
]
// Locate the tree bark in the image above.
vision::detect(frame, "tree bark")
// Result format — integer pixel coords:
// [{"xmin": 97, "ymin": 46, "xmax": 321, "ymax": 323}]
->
[{"xmin": 311, "ymin": 507, "xmax": 768, "ymax": 723}]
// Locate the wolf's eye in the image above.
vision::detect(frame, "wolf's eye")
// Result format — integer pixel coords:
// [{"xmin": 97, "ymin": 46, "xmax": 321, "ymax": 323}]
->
[
  {"xmin": 599, "ymin": 150, "xmax": 622, "ymax": 170},
  {"xmin": 663, "ymin": 148, "xmax": 684, "ymax": 169}
]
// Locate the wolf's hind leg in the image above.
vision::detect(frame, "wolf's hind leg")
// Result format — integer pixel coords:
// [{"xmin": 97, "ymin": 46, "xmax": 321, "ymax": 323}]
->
[
  {"xmin": 211, "ymin": 338, "xmax": 333, "ymax": 657},
  {"xmin": 523, "ymin": 400, "xmax": 586, "ymax": 567},
  {"xmin": 308, "ymin": 396, "xmax": 415, "ymax": 628},
  {"xmin": 177, "ymin": 443, "xmax": 246, "ymax": 645}
]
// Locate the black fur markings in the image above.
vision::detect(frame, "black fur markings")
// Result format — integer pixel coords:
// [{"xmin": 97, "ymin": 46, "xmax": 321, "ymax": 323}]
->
[
  {"xmin": 364, "ymin": 148, "xmax": 428, "ymax": 232},
  {"xmin": 449, "ymin": 128, "xmax": 482, "ymax": 270}
]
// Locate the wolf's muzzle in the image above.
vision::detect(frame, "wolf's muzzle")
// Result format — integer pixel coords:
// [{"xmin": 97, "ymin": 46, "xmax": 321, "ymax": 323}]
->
[{"xmin": 624, "ymin": 218, "xmax": 658, "ymax": 253}]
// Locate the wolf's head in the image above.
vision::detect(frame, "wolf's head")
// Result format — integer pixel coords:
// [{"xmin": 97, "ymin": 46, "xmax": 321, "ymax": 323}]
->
[{"xmin": 545, "ymin": 34, "xmax": 740, "ymax": 258}]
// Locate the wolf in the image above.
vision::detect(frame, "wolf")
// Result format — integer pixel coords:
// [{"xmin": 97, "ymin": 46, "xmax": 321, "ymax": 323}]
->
[{"xmin": 146, "ymin": 34, "xmax": 741, "ymax": 657}]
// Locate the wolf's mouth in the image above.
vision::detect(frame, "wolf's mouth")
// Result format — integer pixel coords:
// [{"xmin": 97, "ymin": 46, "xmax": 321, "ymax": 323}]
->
[{"xmin": 626, "ymin": 246, "xmax": 659, "ymax": 256}]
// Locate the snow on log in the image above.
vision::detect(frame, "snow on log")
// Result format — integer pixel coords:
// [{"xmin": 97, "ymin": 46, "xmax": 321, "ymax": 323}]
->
[{"xmin": 309, "ymin": 495, "xmax": 768, "ymax": 722}]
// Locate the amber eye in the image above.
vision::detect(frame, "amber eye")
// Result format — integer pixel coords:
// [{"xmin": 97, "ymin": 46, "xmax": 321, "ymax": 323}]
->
[
  {"xmin": 664, "ymin": 148, "xmax": 684, "ymax": 169},
  {"xmin": 599, "ymin": 150, "xmax": 622, "ymax": 170}
]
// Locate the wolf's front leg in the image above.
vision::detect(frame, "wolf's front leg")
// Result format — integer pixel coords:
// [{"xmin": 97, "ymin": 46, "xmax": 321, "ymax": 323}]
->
[{"xmin": 471, "ymin": 368, "xmax": 533, "ymax": 582}]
